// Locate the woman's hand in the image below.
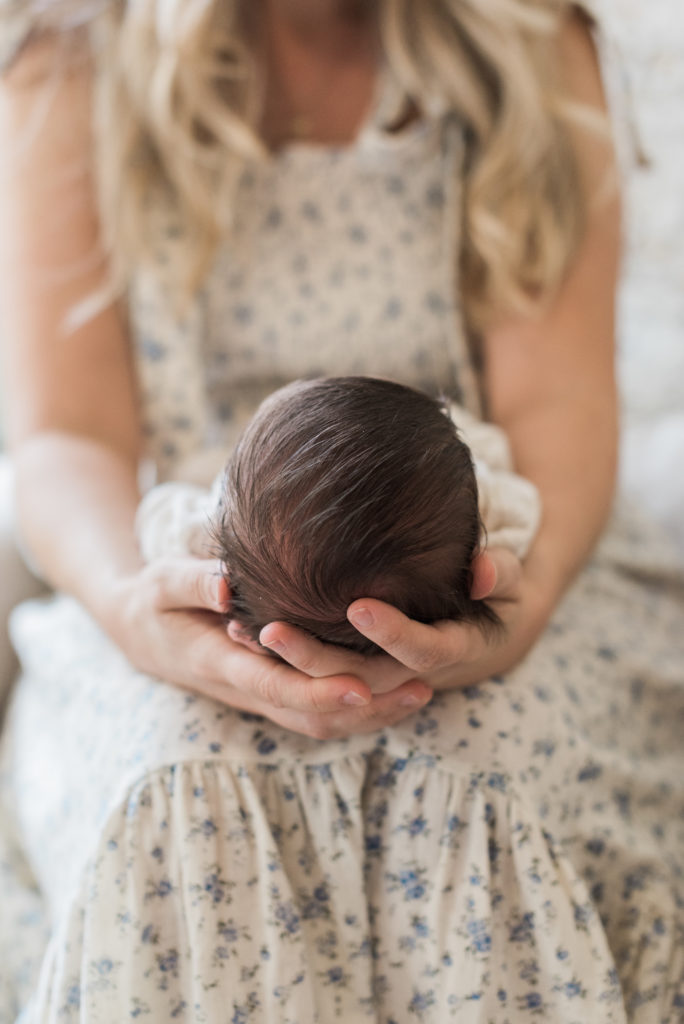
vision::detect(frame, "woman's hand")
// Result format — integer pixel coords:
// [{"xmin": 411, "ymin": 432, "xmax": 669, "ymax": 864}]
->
[
  {"xmin": 106, "ymin": 556, "xmax": 434, "ymax": 739},
  {"xmin": 234, "ymin": 547, "xmax": 540, "ymax": 694},
  {"xmin": 344, "ymin": 549, "xmax": 545, "ymax": 692}
]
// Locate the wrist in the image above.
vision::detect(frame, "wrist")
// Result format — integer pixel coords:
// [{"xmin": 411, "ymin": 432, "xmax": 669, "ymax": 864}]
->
[
  {"xmin": 499, "ymin": 571, "xmax": 555, "ymax": 673},
  {"xmin": 520, "ymin": 538, "xmax": 574, "ymax": 629},
  {"xmin": 80, "ymin": 566, "xmax": 142, "ymax": 650},
  {"xmin": 521, "ymin": 579, "xmax": 553, "ymax": 651}
]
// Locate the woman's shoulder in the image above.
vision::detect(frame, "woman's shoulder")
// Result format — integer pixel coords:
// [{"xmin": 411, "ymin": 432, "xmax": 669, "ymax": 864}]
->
[{"xmin": 566, "ymin": 0, "xmax": 647, "ymax": 171}]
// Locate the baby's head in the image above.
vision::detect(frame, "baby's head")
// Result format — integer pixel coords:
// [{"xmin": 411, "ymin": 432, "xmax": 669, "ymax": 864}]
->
[{"xmin": 214, "ymin": 376, "xmax": 498, "ymax": 654}]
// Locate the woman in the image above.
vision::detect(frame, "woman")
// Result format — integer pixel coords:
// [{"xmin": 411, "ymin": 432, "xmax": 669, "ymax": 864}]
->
[{"xmin": 0, "ymin": 0, "xmax": 682, "ymax": 1019}]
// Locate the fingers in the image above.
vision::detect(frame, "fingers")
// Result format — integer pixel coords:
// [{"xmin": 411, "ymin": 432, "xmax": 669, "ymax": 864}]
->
[
  {"xmin": 165, "ymin": 615, "xmax": 434, "ymax": 738},
  {"xmin": 346, "ymin": 599, "xmax": 488, "ymax": 673},
  {"xmin": 257, "ymin": 621, "xmax": 410, "ymax": 693},
  {"xmin": 227, "ymin": 619, "xmax": 266, "ymax": 656},
  {"xmin": 480, "ymin": 547, "xmax": 523, "ymax": 600},
  {"xmin": 258, "ymin": 621, "xmax": 365, "ymax": 675},
  {"xmin": 269, "ymin": 681, "xmax": 434, "ymax": 740},
  {"xmin": 470, "ymin": 551, "xmax": 498, "ymax": 600},
  {"xmin": 148, "ymin": 558, "xmax": 229, "ymax": 614},
  {"xmin": 212, "ymin": 634, "xmax": 373, "ymax": 713},
  {"xmin": 198, "ymin": 672, "xmax": 433, "ymax": 740},
  {"xmin": 470, "ymin": 549, "xmax": 522, "ymax": 601}
]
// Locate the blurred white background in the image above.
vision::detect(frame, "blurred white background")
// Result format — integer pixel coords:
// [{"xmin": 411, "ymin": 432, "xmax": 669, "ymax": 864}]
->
[{"xmin": 607, "ymin": 0, "xmax": 684, "ymax": 557}]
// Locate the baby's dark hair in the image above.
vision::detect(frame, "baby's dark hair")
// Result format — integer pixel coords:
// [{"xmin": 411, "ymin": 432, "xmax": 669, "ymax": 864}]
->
[{"xmin": 213, "ymin": 376, "xmax": 500, "ymax": 655}]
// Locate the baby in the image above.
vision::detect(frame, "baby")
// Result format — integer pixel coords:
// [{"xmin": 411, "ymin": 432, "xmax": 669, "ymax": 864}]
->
[{"xmin": 137, "ymin": 377, "xmax": 540, "ymax": 654}]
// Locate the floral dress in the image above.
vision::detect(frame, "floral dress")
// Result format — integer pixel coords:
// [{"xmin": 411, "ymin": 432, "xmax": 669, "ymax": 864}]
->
[{"xmin": 1, "ymin": 5, "xmax": 683, "ymax": 1022}]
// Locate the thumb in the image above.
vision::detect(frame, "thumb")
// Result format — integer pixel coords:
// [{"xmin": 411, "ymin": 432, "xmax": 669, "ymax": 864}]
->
[
  {"xmin": 151, "ymin": 558, "xmax": 229, "ymax": 613},
  {"xmin": 472, "ymin": 548, "xmax": 522, "ymax": 601}
]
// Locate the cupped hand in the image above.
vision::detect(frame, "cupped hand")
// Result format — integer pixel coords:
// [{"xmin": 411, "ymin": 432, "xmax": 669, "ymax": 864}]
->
[
  {"xmin": 252, "ymin": 548, "xmax": 545, "ymax": 693},
  {"xmin": 106, "ymin": 557, "xmax": 433, "ymax": 739},
  {"xmin": 344, "ymin": 548, "xmax": 542, "ymax": 691}
]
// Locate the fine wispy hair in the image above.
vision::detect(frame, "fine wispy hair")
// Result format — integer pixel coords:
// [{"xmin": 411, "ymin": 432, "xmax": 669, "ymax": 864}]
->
[{"xmin": 212, "ymin": 377, "xmax": 501, "ymax": 654}]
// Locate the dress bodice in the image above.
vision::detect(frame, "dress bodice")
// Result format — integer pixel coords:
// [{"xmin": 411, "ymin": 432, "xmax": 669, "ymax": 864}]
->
[{"xmin": 126, "ymin": 82, "xmax": 482, "ymax": 482}]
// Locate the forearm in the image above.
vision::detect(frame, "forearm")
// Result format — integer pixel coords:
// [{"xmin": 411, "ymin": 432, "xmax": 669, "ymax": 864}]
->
[
  {"xmin": 503, "ymin": 386, "xmax": 618, "ymax": 621},
  {"xmin": 14, "ymin": 431, "xmax": 143, "ymax": 627},
  {"xmin": 484, "ymin": 226, "xmax": 620, "ymax": 629}
]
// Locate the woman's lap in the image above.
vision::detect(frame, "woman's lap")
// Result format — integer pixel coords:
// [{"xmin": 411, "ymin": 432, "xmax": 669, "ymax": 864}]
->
[{"xmin": 1, "ymin": 504, "xmax": 683, "ymax": 1020}]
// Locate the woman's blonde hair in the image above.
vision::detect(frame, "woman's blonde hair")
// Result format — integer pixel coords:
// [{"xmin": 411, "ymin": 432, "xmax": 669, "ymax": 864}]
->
[{"xmin": 24, "ymin": 0, "xmax": 595, "ymax": 329}]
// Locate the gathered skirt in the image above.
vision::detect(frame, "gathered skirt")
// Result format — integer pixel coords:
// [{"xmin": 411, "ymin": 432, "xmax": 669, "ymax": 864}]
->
[{"xmin": 1, "ymin": 503, "xmax": 683, "ymax": 1023}]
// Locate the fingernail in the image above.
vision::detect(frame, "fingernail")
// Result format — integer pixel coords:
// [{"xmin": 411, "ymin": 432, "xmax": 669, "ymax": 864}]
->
[
  {"xmin": 350, "ymin": 607, "xmax": 374, "ymax": 629},
  {"xmin": 340, "ymin": 690, "xmax": 369, "ymax": 707},
  {"xmin": 397, "ymin": 692, "xmax": 430, "ymax": 708},
  {"xmin": 262, "ymin": 639, "xmax": 286, "ymax": 656}
]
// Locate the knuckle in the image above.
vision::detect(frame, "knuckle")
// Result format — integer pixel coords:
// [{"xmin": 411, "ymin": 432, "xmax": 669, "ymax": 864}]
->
[
  {"xmin": 307, "ymin": 687, "xmax": 333, "ymax": 714},
  {"xmin": 406, "ymin": 645, "xmax": 441, "ymax": 674},
  {"xmin": 293, "ymin": 649, "xmax": 317, "ymax": 676},
  {"xmin": 378, "ymin": 626, "xmax": 404, "ymax": 651},
  {"xmin": 253, "ymin": 669, "xmax": 285, "ymax": 710}
]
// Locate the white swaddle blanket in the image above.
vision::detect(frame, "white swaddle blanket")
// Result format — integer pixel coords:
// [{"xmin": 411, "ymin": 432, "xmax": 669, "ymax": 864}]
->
[{"xmin": 136, "ymin": 401, "xmax": 541, "ymax": 564}]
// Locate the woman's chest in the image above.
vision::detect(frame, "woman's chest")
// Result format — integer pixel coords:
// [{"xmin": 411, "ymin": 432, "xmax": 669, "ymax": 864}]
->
[
  {"xmin": 128, "ymin": 119, "xmax": 474, "ymax": 475},
  {"xmin": 201, "ymin": 134, "xmax": 464, "ymax": 398}
]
